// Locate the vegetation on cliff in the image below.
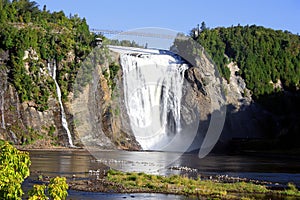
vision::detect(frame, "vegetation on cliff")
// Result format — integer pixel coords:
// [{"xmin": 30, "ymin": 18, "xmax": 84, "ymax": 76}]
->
[
  {"xmin": 0, "ymin": 0, "xmax": 95, "ymax": 111},
  {"xmin": 191, "ymin": 23, "xmax": 299, "ymax": 98},
  {"xmin": 189, "ymin": 23, "xmax": 300, "ymax": 147},
  {"xmin": 0, "ymin": 0, "xmax": 299, "ymax": 148}
]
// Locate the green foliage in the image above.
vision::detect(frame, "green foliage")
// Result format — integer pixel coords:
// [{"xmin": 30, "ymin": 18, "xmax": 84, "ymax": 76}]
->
[
  {"xmin": 0, "ymin": 141, "xmax": 31, "ymax": 199},
  {"xmin": 197, "ymin": 28, "xmax": 231, "ymax": 82},
  {"xmin": 0, "ymin": 141, "xmax": 69, "ymax": 199},
  {"xmin": 287, "ymin": 182, "xmax": 298, "ymax": 192},
  {"xmin": 48, "ymin": 177, "xmax": 69, "ymax": 200},
  {"xmin": 73, "ymin": 44, "xmax": 111, "ymax": 98},
  {"xmin": 282, "ymin": 183, "xmax": 300, "ymax": 197},
  {"xmin": 105, "ymin": 62, "xmax": 120, "ymax": 91},
  {"xmin": 192, "ymin": 24, "xmax": 300, "ymax": 99},
  {"xmin": 28, "ymin": 185, "xmax": 48, "ymax": 200},
  {"xmin": 21, "ymin": 126, "xmax": 45, "ymax": 145},
  {"xmin": 48, "ymin": 125, "xmax": 56, "ymax": 137},
  {"xmin": 27, "ymin": 177, "xmax": 69, "ymax": 200},
  {"xmin": 0, "ymin": 0, "xmax": 94, "ymax": 109},
  {"xmin": 106, "ymin": 169, "xmax": 300, "ymax": 198}
]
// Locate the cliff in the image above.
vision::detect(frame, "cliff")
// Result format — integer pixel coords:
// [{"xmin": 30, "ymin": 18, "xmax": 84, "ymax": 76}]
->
[
  {"xmin": 0, "ymin": 0, "xmax": 94, "ymax": 147},
  {"xmin": 71, "ymin": 47, "xmax": 141, "ymax": 150},
  {"xmin": 0, "ymin": 63, "xmax": 70, "ymax": 147},
  {"xmin": 1, "ymin": 42, "xmax": 297, "ymax": 152},
  {"xmin": 1, "ymin": 0, "xmax": 298, "ymax": 151},
  {"xmin": 172, "ymin": 37, "xmax": 276, "ymax": 153}
]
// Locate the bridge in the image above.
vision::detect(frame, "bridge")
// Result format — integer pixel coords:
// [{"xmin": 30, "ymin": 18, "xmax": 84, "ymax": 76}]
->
[
  {"xmin": 89, "ymin": 28, "xmax": 176, "ymax": 39},
  {"xmin": 108, "ymin": 45, "xmax": 160, "ymax": 54}
]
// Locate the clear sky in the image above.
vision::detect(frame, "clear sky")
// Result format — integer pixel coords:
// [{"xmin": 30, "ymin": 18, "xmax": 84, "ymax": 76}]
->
[{"xmin": 35, "ymin": 0, "xmax": 300, "ymax": 35}]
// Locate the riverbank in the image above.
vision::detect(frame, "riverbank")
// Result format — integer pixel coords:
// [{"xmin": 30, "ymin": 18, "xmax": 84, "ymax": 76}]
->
[
  {"xmin": 24, "ymin": 149, "xmax": 300, "ymax": 199},
  {"xmin": 17, "ymin": 146, "xmax": 85, "ymax": 151},
  {"xmin": 16, "ymin": 138, "xmax": 300, "ymax": 156},
  {"xmin": 66, "ymin": 169, "xmax": 300, "ymax": 199},
  {"xmin": 15, "ymin": 139, "xmax": 85, "ymax": 151}
]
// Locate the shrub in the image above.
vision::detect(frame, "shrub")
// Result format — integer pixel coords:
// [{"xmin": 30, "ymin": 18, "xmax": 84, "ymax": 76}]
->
[
  {"xmin": 0, "ymin": 141, "xmax": 69, "ymax": 200},
  {"xmin": 0, "ymin": 141, "xmax": 31, "ymax": 199},
  {"xmin": 28, "ymin": 185, "xmax": 48, "ymax": 200},
  {"xmin": 48, "ymin": 177, "xmax": 69, "ymax": 200}
]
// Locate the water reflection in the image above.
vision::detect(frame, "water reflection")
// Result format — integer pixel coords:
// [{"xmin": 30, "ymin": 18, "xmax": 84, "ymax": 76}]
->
[
  {"xmin": 90, "ymin": 150, "xmax": 181, "ymax": 174},
  {"xmin": 29, "ymin": 150, "xmax": 104, "ymax": 177},
  {"xmin": 29, "ymin": 150, "xmax": 300, "ymax": 187},
  {"xmin": 67, "ymin": 191, "xmax": 188, "ymax": 200}
]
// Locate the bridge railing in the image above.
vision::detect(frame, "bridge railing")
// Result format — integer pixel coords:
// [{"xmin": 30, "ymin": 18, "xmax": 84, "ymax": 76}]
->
[{"xmin": 90, "ymin": 28, "xmax": 175, "ymax": 39}]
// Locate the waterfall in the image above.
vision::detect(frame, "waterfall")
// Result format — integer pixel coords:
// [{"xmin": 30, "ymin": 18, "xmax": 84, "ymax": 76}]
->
[
  {"xmin": 120, "ymin": 53, "xmax": 188, "ymax": 150},
  {"xmin": 0, "ymin": 74, "xmax": 7, "ymax": 129},
  {"xmin": 0, "ymin": 90, "xmax": 5, "ymax": 129},
  {"xmin": 15, "ymin": 91, "xmax": 21, "ymax": 120},
  {"xmin": 48, "ymin": 60, "xmax": 74, "ymax": 147}
]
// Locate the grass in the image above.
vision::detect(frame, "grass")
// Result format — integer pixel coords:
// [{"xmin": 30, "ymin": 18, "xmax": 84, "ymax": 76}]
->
[{"xmin": 105, "ymin": 169, "xmax": 300, "ymax": 199}]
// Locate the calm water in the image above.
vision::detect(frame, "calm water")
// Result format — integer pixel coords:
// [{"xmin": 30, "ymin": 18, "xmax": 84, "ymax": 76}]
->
[{"xmin": 25, "ymin": 150, "xmax": 300, "ymax": 199}]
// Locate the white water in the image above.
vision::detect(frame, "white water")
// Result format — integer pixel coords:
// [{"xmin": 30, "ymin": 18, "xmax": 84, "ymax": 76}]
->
[
  {"xmin": 48, "ymin": 61, "xmax": 74, "ymax": 147},
  {"xmin": 121, "ymin": 53, "xmax": 188, "ymax": 150},
  {"xmin": 0, "ymin": 90, "xmax": 5, "ymax": 129},
  {"xmin": 15, "ymin": 91, "xmax": 21, "ymax": 120},
  {"xmin": 0, "ymin": 75, "xmax": 7, "ymax": 129}
]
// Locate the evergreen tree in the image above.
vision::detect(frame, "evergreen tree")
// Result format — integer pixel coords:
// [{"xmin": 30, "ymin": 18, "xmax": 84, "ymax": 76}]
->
[{"xmin": 192, "ymin": 24, "xmax": 300, "ymax": 99}]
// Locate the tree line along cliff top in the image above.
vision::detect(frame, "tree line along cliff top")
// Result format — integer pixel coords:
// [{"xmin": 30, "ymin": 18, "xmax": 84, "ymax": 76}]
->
[
  {"xmin": 192, "ymin": 23, "xmax": 299, "ymax": 99},
  {"xmin": 0, "ymin": 0, "xmax": 299, "ymax": 111}
]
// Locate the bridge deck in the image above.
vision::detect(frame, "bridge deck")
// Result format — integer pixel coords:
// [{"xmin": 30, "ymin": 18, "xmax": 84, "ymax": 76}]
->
[{"xmin": 108, "ymin": 45, "xmax": 160, "ymax": 54}]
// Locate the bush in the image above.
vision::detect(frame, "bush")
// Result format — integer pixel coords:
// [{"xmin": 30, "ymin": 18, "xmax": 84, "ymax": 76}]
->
[
  {"xmin": 0, "ymin": 141, "xmax": 31, "ymax": 199},
  {"xmin": 28, "ymin": 185, "xmax": 48, "ymax": 200},
  {"xmin": 0, "ymin": 141, "xmax": 69, "ymax": 200},
  {"xmin": 48, "ymin": 177, "xmax": 69, "ymax": 200}
]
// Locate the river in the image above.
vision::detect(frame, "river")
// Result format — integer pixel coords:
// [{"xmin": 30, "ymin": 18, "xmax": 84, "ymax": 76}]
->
[{"xmin": 23, "ymin": 150, "xmax": 300, "ymax": 199}]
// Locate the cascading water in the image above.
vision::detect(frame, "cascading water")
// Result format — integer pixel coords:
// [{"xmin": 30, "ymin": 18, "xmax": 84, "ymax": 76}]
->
[
  {"xmin": 15, "ymin": 91, "xmax": 21, "ymax": 120},
  {"xmin": 120, "ymin": 52, "xmax": 188, "ymax": 150},
  {"xmin": 0, "ymin": 72, "xmax": 7, "ymax": 129},
  {"xmin": 48, "ymin": 60, "xmax": 74, "ymax": 147},
  {"xmin": 0, "ymin": 89, "xmax": 5, "ymax": 129}
]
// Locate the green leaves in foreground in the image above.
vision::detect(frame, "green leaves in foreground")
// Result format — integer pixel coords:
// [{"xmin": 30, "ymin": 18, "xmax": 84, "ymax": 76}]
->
[
  {"xmin": 0, "ymin": 141, "xmax": 31, "ymax": 199},
  {"xmin": 48, "ymin": 177, "xmax": 69, "ymax": 200},
  {"xmin": 28, "ymin": 185, "xmax": 48, "ymax": 200},
  {"xmin": 0, "ymin": 141, "xmax": 68, "ymax": 200},
  {"xmin": 28, "ymin": 177, "xmax": 68, "ymax": 200}
]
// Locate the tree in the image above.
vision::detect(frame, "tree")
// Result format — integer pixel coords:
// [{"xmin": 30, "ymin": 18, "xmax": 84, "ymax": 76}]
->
[{"xmin": 200, "ymin": 21, "xmax": 207, "ymax": 31}]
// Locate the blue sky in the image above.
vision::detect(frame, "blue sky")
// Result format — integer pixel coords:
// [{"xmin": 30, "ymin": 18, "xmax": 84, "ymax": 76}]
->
[{"xmin": 35, "ymin": 0, "xmax": 300, "ymax": 35}]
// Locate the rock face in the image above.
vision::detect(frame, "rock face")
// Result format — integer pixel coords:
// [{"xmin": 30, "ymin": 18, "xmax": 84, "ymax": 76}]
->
[
  {"xmin": 0, "ymin": 46, "xmax": 141, "ymax": 149},
  {"xmin": 71, "ymin": 48, "xmax": 141, "ymax": 150},
  {"xmin": 0, "ymin": 67, "xmax": 67, "ymax": 146},
  {"xmin": 0, "ymin": 43, "xmax": 272, "ymax": 152},
  {"xmin": 221, "ymin": 62, "xmax": 264, "ymax": 141},
  {"xmin": 105, "ymin": 45, "xmax": 226, "ymax": 154},
  {"xmin": 182, "ymin": 47, "xmax": 227, "ymax": 154},
  {"xmin": 172, "ymin": 38, "xmax": 269, "ymax": 153}
]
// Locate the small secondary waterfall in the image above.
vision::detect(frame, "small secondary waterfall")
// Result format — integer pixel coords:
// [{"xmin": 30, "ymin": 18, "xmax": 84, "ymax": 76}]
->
[
  {"xmin": 15, "ymin": 91, "xmax": 21, "ymax": 120},
  {"xmin": 0, "ymin": 89, "xmax": 5, "ymax": 129},
  {"xmin": 48, "ymin": 60, "xmax": 74, "ymax": 147},
  {"xmin": 0, "ymin": 73, "xmax": 7, "ymax": 129},
  {"xmin": 121, "ymin": 53, "xmax": 188, "ymax": 150}
]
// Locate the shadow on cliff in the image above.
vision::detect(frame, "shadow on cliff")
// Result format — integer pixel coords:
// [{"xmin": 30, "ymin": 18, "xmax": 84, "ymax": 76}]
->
[{"xmin": 188, "ymin": 90, "xmax": 300, "ymax": 155}]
